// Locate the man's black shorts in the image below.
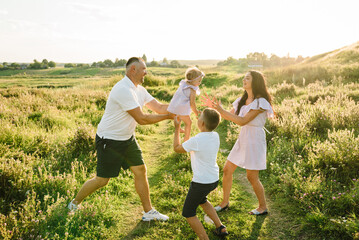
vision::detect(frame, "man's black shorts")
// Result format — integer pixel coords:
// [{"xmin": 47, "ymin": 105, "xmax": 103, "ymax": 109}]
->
[
  {"xmin": 96, "ymin": 134, "xmax": 144, "ymax": 178},
  {"xmin": 182, "ymin": 181, "xmax": 219, "ymax": 218}
]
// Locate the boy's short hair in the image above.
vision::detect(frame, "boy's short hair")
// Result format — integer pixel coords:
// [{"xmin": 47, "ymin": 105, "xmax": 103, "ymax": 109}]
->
[{"xmin": 202, "ymin": 108, "xmax": 221, "ymax": 131}]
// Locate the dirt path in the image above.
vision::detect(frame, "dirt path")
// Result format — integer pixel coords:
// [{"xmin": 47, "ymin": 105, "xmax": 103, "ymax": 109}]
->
[{"xmin": 120, "ymin": 121, "xmax": 172, "ymax": 239}]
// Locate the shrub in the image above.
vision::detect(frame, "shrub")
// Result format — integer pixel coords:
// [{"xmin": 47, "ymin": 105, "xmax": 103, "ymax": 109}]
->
[{"xmin": 308, "ymin": 129, "xmax": 359, "ymax": 184}]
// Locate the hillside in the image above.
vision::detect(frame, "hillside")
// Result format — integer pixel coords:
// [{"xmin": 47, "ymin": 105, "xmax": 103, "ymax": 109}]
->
[
  {"xmin": 263, "ymin": 41, "xmax": 359, "ymax": 86},
  {"xmin": 302, "ymin": 41, "xmax": 359, "ymax": 65}
]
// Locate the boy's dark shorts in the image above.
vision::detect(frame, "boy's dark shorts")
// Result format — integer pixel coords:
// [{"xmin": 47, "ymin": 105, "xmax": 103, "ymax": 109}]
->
[
  {"xmin": 96, "ymin": 134, "xmax": 144, "ymax": 178},
  {"xmin": 182, "ymin": 181, "xmax": 219, "ymax": 218}
]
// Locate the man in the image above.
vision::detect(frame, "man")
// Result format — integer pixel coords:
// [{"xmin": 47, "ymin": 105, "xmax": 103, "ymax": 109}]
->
[{"xmin": 68, "ymin": 57, "xmax": 173, "ymax": 221}]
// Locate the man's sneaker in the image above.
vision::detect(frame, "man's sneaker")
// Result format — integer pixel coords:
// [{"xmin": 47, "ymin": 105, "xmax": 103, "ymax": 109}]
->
[
  {"xmin": 142, "ymin": 208, "xmax": 169, "ymax": 221},
  {"xmin": 67, "ymin": 199, "xmax": 79, "ymax": 212}
]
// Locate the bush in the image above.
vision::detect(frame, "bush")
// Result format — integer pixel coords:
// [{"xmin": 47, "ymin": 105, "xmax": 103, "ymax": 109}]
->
[
  {"xmin": 308, "ymin": 129, "xmax": 359, "ymax": 184},
  {"xmin": 272, "ymin": 82, "xmax": 297, "ymax": 103}
]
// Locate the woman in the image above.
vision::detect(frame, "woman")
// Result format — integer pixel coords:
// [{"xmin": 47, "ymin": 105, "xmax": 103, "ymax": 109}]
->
[{"xmin": 203, "ymin": 70, "xmax": 274, "ymax": 215}]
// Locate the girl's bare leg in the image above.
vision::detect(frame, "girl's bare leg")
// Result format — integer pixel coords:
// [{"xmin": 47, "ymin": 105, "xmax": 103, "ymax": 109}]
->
[{"xmin": 180, "ymin": 115, "xmax": 192, "ymax": 141}]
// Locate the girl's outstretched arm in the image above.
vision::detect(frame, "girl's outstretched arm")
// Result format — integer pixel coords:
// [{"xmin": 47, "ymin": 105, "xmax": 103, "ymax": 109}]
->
[{"xmin": 190, "ymin": 89, "xmax": 199, "ymax": 116}]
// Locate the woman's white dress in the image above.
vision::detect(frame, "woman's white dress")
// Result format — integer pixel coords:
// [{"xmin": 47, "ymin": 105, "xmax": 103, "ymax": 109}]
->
[
  {"xmin": 167, "ymin": 80, "xmax": 200, "ymax": 116},
  {"xmin": 227, "ymin": 97, "xmax": 274, "ymax": 170}
]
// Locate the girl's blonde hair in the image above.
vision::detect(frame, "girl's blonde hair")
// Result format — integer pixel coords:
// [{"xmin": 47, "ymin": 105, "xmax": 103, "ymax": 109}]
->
[{"xmin": 185, "ymin": 67, "xmax": 205, "ymax": 82}]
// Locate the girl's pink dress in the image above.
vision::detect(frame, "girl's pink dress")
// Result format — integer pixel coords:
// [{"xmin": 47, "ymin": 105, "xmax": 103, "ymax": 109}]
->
[
  {"xmin": 167, "ymin": 80, "xmax": 200, "ymax": 116},
  {"xmin": 227, "ymin": 97, "xmax": 274, "ymax": 170}
]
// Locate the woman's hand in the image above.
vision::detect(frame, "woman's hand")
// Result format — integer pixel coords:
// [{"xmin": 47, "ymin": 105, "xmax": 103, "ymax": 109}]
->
[
  {"xmin": 200, "ymin": 93, "xmax": 214, "ymax": 108},
  {"xmin": 201, "ymin": 93, "xmax": 224, "ymax": 113},
  {"xmin": 211, "ymin": 97, "xmax": 224, "ymax": 113}
]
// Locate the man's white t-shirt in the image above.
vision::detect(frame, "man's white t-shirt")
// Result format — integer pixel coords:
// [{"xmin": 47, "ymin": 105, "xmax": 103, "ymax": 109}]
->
[
  {"xmin": 182, "ymin": 132, "xmax": 220, "ymax": 184},
  {"xmin": 97, "ymin": 76, "xmax": 154, "ymax": 140}
]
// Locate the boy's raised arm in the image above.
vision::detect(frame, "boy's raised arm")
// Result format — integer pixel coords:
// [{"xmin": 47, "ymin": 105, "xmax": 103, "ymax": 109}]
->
[{"xmin": 173, "ymin": 116, "xmax": 187, "ymax": 153}]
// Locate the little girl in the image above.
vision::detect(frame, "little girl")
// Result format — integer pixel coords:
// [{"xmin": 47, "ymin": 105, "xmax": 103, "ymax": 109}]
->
[{"xmin": 167, "ymin": 67, "xmax": 205, "ymax": 141}]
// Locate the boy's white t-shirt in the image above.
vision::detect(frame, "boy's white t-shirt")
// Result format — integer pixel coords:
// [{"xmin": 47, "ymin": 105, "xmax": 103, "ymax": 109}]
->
[
  {"xmin": 97, "ymin": 76, "xmax": 154, "ymax": 140},
  {"xmin": 182, "ymin": 132, "xmax": 220, "ymax": 184}
]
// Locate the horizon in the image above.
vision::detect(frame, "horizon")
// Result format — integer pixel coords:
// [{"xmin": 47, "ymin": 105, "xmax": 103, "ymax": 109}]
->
[{"xmin": 1, "ymin": 0, "xmax": 359, "ymax": 63}]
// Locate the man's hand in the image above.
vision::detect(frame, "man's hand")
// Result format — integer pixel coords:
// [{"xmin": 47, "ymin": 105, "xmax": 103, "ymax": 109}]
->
[
  {"xmin": 174, "ymin": 115, "xmax": 181, "ymax": 128},
  {"xmin": 168, "ymin": 112, "xmax": 176, "ymax": 120}
]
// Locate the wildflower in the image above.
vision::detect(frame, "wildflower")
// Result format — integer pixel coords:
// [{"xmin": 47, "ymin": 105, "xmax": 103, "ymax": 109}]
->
[
  {"xmin": 332, "ymin": 197, "xmax": 336, "ymax": 200},
  {"xmin": 303, "ymin": 193, "xmax": 307, "ymax": 196},
  {"xmin": 338, "ymin": 193, "xmax": 341, "ymax": 195},
  {"xmin": 320, "ymin": 194, "xmax": 323, "ymax": 198},
  {"xmin": 308, "ymin": 206, "xmax": 311, "ymax": 209},
  {"xmin": 353, "ymin": 179, "xmax": 357, "ymax": 181}
]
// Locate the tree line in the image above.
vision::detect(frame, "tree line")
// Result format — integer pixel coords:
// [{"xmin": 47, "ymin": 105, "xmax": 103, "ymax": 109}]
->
[
  {"xmin": 217, "ymin": 52, "xmax": 308, "ymax": 68},
  {"xmin": 63, "ymin": 54, "xmax": 187, "ymax": 69},
  {"xmin": 0, "ymin": 59, "xmax": 56, "ymax": 70}
]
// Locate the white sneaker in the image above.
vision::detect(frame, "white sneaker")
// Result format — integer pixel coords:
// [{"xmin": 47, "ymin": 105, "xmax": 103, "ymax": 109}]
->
[
  {"xmin": 204, "ymin": 214, "xmax": 214, "ymax": 225},
  {"xmin": 67, "ymin": 199, "xmax": 79, "ymax": 211},
  {"xmin": 142, "ymin": 208, "xmax": 169, "ymax": 221}
]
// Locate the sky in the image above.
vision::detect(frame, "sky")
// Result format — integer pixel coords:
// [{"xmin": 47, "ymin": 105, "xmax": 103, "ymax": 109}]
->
[{"xmin": 0, "ymin": 0, "xmax": 359, "ymax": 63}]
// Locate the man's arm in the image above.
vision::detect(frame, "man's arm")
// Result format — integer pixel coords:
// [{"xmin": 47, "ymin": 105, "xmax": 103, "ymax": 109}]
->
[
  {"xmin": 127, "ymin": 107, "xmax": 173, "ymax": 125},
  {"xmin": 146, "ymin": 99, "xmax": 169, "ymax": 114},
  {"xmin": 173, "ymin": 117, "xmax": 187, "ymax": 153}
]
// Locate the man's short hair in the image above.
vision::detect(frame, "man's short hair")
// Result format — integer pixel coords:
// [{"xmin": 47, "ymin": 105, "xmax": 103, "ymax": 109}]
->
[
  {"xmin": 126, "ymin": 57, "xmax": 144, "ymax": 70},
  {"xmin": 202, "ymin": 108, "xmax": 221, "ymax": 131}
]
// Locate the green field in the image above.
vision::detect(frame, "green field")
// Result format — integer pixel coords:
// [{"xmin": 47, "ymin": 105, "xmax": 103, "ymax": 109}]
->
[{"xmin": 0, "ymin": 65, "xmax": 358, "ymax": 239}]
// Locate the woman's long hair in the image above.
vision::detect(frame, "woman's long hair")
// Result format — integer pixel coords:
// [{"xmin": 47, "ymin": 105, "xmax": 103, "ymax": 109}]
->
[{"xmin": 235, "ymin": 70, "xmax": 272, "ymax": 115}]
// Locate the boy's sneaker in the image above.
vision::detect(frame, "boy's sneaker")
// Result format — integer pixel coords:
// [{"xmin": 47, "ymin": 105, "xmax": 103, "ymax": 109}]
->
[
  {"xmin": 204, "ymin": 214, "xmax": 214, "ymax": 225},
  {"xmin": 142, "ymin": 208, "xmax": 169, "ymax": 221},
  {"xmin": 67, "ymin": 199, "xmax": 79, "ymax": 212}
]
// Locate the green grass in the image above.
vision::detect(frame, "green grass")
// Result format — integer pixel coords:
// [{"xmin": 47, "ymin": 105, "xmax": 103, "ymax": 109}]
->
[{"xmin": 0, "ymin": 66, "xmax": 358, "ymax": 239}]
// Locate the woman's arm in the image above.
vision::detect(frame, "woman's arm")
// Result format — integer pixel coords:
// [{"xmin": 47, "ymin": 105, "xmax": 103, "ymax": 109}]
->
[
  {"xmin": 189, "ymin": 89, "xmax": 199, "ymax": 116},
  {"xmin": 213, "ymin": 100, "xmax": 263, "ymax": 126},
  {"xmin": 220, "ymin": 108, "xmax": 263, "ymax": 126}
]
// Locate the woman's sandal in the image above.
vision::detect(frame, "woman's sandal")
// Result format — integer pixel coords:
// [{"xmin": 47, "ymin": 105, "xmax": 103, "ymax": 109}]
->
[
  {"xmin": 214, "ymin": 203, "xmax": 229, "ymax": 212},
  {"xmin": 213, "ymin": 225, "xmax": 229, "ymax": 237},
  {"xmin": 249, "ymin": 209, "xmax": 268, "ymax": 215}
]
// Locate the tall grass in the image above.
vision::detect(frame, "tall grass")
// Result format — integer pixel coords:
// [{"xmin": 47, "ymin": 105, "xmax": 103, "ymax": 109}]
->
[{"xmin": 0, "ymin": 68, "xmax": 358, "ymax": 239}]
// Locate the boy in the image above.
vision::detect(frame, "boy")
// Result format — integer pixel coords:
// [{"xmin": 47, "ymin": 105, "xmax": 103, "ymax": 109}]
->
[{"xmin": 173, "ymin": 108, "xmax": 229, "ymax": 239}]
